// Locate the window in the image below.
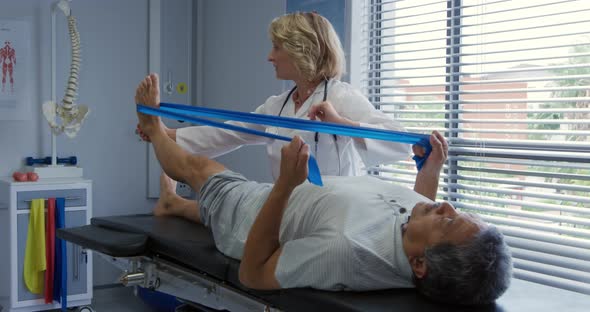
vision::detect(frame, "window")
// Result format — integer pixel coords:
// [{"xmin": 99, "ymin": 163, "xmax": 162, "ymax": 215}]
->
[{"xmin": 362, "ymin": 0, "xmax": 590, "ymax": 294}]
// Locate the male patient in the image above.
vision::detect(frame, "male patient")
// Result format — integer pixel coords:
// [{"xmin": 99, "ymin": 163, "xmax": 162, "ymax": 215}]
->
[{"xmin": 135, "ymin": 73, "xmax": 512, "ymax": 305}]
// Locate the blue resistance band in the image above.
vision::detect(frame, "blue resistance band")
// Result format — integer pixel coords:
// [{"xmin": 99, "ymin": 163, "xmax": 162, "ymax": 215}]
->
[
  {"xmin": 54, "ymin": 197, "xmax": 67, "ymax": 311},
  {"xmin": 137, "ymin": 103, "xmax": 432, "ymax": 186}
]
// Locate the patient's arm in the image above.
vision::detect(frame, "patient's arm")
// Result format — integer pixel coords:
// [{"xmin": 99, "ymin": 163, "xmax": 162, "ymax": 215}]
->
[
  {"xmin": 413, "ymin": 131, "xmax": 448, "ymax": 200},
  {"xmin": 238, "ymin": 182, "xmax": 289, "ymax": 289},
  {"xmin": 239, "ymin": 137, "xmax": 309, "ymax": 290}
]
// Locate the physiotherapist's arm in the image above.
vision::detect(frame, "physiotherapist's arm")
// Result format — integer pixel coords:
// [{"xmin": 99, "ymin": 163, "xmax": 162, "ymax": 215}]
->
[
  {"xmin": 175, "ymin": 103, "xmax": 271, "ymax": 158},
  {"xmin": 138, "ymin": 102, "xmax": 271, "ymax": 156},
  {"xmin": 349, "ymin": 97, "xmax": 411, "ymax": 159},
  {"xmin": 321, "ymin": 87, "xmax": 411, "ymax": 165},
  {"xmin": 239, "ymin": 136, "xmax": 310, "ymax": 290},
  {"xmin": 175, "ymin": 121, "xmax": 269, "ymax": 158}
]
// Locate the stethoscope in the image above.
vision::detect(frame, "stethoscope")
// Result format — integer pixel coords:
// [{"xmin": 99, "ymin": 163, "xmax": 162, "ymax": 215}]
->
[{"xmin": 277, "ymin": 79, "xmax": 341, "ymax": 175}]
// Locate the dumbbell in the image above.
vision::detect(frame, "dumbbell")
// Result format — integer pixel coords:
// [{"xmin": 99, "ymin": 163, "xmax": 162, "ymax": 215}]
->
[{"xmin": 26, "ymin": 156, "xmax": 78, "ymax": 166}]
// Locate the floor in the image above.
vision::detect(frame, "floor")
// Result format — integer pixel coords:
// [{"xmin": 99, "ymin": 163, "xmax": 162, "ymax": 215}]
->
[
  {"xmin": 46, "ymin": 286, "xmax": 157, "ymax": 312},
  {"xmin": 89, "ymin": 286, "xmax": 157, "ymax": 312},
  {"xmin": 40, "ymin": 279, "xmax": 589, "ymax": 312},
  {"xmin": 49, "ymin": 285, "xmax": 214, "ymax": 312}
]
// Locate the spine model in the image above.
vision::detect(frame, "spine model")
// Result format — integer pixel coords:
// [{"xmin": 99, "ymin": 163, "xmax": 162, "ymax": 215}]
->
[{"xmin": 43, "ymin": 0, "xmax": 89, "ymax": 138}]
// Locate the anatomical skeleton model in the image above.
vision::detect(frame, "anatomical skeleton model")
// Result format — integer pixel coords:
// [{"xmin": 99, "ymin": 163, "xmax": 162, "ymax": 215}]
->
[
  {"xmin": 43, "ymin": 0, "xmax": 89, "ymax": 138},
  {"xmin": 0, "ymin": 40, "xmax": 16, "ymax": 94}
]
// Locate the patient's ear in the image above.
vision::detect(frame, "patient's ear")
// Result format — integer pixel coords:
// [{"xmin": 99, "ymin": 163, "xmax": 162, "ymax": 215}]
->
[{"xmin": 409, "ymin": 256, "xmax": 427, "ymax": 279}]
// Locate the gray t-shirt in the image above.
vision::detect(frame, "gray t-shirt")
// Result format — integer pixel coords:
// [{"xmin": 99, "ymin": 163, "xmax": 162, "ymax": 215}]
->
[{"xmin": 198, "ymin": 172, "xmax": 432, "ymax": 291}]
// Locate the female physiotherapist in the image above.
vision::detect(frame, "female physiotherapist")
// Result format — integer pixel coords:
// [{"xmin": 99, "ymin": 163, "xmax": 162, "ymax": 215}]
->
[{"xmin": 139, "ymin": 12, "xmax": 410, "ymax": 179}]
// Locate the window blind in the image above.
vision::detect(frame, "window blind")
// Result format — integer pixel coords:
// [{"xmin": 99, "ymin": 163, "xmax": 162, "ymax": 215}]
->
[{"xmin": 362, "ymin": 0, "xmax": 590, "ymax": 294}]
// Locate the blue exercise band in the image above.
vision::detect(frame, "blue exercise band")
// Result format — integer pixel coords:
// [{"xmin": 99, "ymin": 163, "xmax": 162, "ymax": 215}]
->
[
  {"xmin": 155, "ymin": 102, "xmax": 433, "ymax": 166},
  {"xmin": 138, "ymin": 104, "xmax": 323, "ymax": 186},
  {"xmin": 137, "ymin": 103, "xmax": 432, "ymax": 187}
]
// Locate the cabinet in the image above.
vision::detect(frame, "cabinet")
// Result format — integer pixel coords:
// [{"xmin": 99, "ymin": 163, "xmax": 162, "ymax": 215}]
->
[{"xmin": 0, "ymin": 178, "xmax": 93, "ymax": 312}]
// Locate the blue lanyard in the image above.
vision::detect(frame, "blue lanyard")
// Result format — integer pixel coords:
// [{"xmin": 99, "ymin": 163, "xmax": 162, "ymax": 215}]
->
[{"xmin": 137, "ymin": 103, "xmax": 432, "ymax": 186}]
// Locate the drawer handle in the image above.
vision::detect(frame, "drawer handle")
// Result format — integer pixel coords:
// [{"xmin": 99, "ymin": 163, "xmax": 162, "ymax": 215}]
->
[
  {"xmin": 23, "ymin": 196, "xmax": 81, "ymax": 203},
  {"xmin": 73, "ymin": 245, "xmax": 80, "ymax": 281}
]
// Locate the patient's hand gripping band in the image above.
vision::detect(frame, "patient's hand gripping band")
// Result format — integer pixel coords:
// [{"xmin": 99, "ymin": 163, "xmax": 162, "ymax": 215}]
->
[{"xmin": 137, "ymin": 103, "xmax": 433, "ymax": 187}]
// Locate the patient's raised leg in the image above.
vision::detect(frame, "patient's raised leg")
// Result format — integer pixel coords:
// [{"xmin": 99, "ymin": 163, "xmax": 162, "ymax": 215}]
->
[
  {"xmin": 136, "ymin": 73, "xmax": 226, "ymax": 221},
  {"xmin": 154, "ymin": 172, "xmax": 201, "ymax": 223}
]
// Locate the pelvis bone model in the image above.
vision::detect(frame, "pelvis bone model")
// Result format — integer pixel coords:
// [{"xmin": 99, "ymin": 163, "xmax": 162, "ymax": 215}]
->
[{"xmin": 43, "ymin": 0, "xmax": 89, "ymax": 138}]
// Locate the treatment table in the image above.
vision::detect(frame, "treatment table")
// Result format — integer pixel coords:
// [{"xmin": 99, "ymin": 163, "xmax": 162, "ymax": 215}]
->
[{"xmin": 56, "ymin": 214, "xmax": 524, "ymax": 312}]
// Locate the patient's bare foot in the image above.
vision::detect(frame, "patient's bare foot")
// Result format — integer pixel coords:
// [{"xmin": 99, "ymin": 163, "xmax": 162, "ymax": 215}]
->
[
  {"xmin": 135, "ymin": 73, "xmax": 161, "ymax": 136},
  {"xmin": 154, "ymin": 173, "xmax": 184, "ymax": 217}
]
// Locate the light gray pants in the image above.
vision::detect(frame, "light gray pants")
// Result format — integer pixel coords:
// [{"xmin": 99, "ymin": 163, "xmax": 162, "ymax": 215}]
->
[{"xmin": 198, "ymin": 170, "xmax": 273, "ymax": 260}]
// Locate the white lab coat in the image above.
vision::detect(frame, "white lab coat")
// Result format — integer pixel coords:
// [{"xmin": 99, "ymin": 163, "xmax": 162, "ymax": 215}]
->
[{"xmin": 176, "ymin": 79, "xmax": 411, "ymax": 180}]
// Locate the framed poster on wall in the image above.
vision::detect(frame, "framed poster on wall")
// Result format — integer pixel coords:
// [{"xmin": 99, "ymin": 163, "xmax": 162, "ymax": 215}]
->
[{"xmin": 0, "ymin": 18, "xmax": 32, "ymax": 120}]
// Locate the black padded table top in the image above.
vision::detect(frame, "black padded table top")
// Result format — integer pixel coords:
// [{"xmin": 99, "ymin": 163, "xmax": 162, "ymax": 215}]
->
[
  {"xmin": 58, "ymin": 214, "xmax": 510, "ymax": 312},
  {"xmin": 91, "ymin": 214, "xmax": 231, "ymax": 281},
  {"xmin": 56, "ymin": 224, "xmax": 148, "ymax": 257}
]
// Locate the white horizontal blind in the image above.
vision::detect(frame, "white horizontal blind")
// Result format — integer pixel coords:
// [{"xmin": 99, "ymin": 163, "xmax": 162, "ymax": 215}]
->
[{"xmin": 362, "ymin": 0, "xmax": 590, "ymax": 294}]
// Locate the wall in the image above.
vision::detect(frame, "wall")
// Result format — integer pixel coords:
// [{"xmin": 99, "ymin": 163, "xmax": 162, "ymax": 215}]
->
[
  {"xmin": 0, "ymin": 0, "xmax": 46, "ymax": 179},
  {"xmin": 0, "ymin": 0, "xmax": 286, "ymax": 286},
  {"xmin": 147, "ymin": 0, "xmax": 194, "ymax": 198},
  {"xmin": 0, "ymin": 0, "xmax": 154, "ymax": 285},
  {"xmin": 196, "ymin": 0, "xmax": 285, "ymax": 182}
]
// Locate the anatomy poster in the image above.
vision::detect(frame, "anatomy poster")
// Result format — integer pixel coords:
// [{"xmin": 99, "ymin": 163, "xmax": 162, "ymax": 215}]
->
[{"xmin": 0, "ymin": 19, "xmax": 31, "ymax": 120}]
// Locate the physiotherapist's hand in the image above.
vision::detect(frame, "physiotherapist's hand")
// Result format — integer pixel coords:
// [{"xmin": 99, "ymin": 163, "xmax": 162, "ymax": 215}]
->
[
  {"xmin": 277, "ymin": 136, "xmax": 310, "ymax": 191},
  {"xmin": 136, "ymin": 123, "xmax": 152, "ymax": 142},
  {"xmin": 136, "ymin": 121, "xmax": 173, "ymax": 142},
  {"xmin": 308, "ymin": 101, "xmax": 354, "ymax": 125}
]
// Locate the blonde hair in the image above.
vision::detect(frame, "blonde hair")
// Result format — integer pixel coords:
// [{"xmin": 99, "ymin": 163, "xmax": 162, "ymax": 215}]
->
[{"xmin": 269, "ymin": 12, "xmax": 345, "ymax": 82}]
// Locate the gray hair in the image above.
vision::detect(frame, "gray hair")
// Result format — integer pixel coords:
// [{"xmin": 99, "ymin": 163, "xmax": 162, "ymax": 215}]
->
[{"xmin": 414, "ymin": 223, "xmax": 513, "ymax": 305}]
